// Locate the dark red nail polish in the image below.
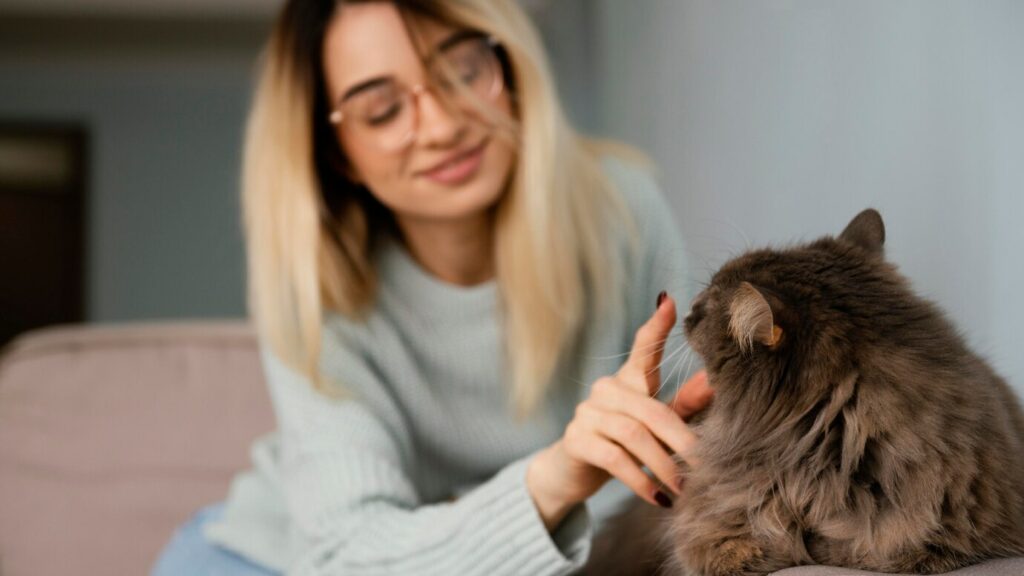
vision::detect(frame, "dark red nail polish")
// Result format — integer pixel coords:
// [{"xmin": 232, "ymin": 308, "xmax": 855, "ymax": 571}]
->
[
  {"xmin": 656, "ymin": 291, "xmax": 667, "ymax": 309},
  {"xmin": 654, "ymin": 490, "xmax": 673, "ymax": 509}
]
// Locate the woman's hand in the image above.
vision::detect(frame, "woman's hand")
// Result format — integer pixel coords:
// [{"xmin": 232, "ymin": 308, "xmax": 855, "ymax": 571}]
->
[{"xmin": 526, "ymin": 294, "xmax": 714, "ymax": 530}]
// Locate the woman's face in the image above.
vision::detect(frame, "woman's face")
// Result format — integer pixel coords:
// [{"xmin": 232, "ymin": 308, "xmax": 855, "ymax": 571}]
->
[{"xmin": 321, "ymin": 3, "xmax": 516, "ymax": 226}]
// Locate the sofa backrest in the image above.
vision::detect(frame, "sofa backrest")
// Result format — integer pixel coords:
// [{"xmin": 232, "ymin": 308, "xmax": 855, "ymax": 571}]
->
[{"xmin": 0, "ymin": 321, "xmax": 274, "ymax": 576}]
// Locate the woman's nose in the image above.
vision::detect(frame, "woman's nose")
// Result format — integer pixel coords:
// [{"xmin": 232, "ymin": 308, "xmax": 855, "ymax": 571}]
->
[{"xmin": 414, "ymin": 87, "xmax": 466, "ymax": 147}]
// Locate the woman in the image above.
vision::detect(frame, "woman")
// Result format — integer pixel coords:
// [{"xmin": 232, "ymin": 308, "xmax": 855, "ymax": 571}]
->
[{"xmin": 152, "ymin": 1, "xmax": 711, "ymax": 574}]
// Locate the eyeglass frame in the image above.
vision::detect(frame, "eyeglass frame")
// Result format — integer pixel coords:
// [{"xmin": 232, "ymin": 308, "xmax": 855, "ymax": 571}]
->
[{"xmin": 326, "ymin": 33, "xmax": 505, "ymax": 150}]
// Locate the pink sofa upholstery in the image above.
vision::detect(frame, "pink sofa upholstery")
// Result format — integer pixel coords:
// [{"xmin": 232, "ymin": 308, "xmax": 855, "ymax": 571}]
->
[{"xmin": 0, "ymin": 321, "xmax": 274, "ymax": 576}]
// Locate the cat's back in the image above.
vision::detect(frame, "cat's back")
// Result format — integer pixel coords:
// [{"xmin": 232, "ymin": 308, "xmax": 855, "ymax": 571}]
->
[{"xmin": 829, "ymin": 260, "xmax": 1024, "ymax": 566}]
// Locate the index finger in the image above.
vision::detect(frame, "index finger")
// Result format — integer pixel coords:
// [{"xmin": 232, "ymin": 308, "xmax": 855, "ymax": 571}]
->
[
  {"xmin": 620, "ymin": 292, "xmax": 678, "ymax": 395},
  {"xmin": 592, "ymin": 380, "xmax": 701, "ymax": 469}
]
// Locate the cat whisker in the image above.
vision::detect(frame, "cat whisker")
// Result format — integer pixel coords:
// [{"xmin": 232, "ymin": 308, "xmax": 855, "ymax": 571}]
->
[
  {"xmin": 689, "ymin": 217, "xmax": 753, "ymax": 251},
  {"xmin": 653, "ymin": 349, "xmax": 686, "ymax": 400},
  {"xmin": 587, "ymin": 327, "xmax": 685, "ymax": 361},
  {"xmin": 649, "ymin": 341, "xmax": 692, "ymax": 398},
  {"xmin": 669, "ymin": 348, "xmax": 699, "ymax": 403},
  {"xmin": 647, "ymin": 341, "xmax": 688, "ymax": 384},
  {"xmin": 667, "ymin": 347, "xmax": 695, "ymax": 399},
  {"xmin": 681, "ymin": 349, "xmax": 699, "ymax": 387}
]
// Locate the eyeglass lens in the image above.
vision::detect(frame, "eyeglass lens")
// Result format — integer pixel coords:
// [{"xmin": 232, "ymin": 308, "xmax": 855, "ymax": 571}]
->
[{"xmin": 335, "ymin": 34, "xmax": 503, "ymax": 151}]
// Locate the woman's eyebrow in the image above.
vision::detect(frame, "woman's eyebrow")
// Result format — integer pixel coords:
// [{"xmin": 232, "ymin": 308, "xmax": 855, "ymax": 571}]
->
[
  {"xmin": 339, "ymin": 77, "xmax": 391, "ymax": 104},
  {"xmin": 434, "ymin": 29, "xmax": 474, "ymax": 52},
  {"xmin": 336, "ymin": 30, "xmax": 477, "ymax": 103}
]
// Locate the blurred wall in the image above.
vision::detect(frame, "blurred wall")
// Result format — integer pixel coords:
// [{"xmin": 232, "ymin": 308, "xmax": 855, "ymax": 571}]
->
[
  {"xmin": 2, "ymin": 2, "xmax": 1021, "ymax": 401},
  {"xmin": 0, "ymin": 16, "xmax": 266, "ymax": 322},
  {"xmin": 0, "ymin": 2, "xmax": 594, "ymax": 329},
  {"xmin": 585, "ymin": 0, "xmax": 1024, "ymax": 395},
  {"xmin": 0, "ymin": 3, "xmax": 594, "ymax": 328}
]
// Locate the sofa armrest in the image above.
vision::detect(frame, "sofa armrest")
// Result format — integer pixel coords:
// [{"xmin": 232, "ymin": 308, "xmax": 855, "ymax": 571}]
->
[{"xmin": 0, "ymin": 321, "xmax": 274, "ymax": 576}]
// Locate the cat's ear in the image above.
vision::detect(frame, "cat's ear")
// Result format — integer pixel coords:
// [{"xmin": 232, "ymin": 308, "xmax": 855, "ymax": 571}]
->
[
  {"xmin": 839, "ymin": 208, "xmax": 886, "ymax": 255},
  {"xmin": 729, "ymin": 282, "xmax": 783, "ymax": 352}
]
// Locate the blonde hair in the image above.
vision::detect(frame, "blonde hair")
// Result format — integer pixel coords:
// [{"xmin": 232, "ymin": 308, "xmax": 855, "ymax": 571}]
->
[{"xmin": 244, "ymin": 0, "xmax": 639, "ymax": 416}]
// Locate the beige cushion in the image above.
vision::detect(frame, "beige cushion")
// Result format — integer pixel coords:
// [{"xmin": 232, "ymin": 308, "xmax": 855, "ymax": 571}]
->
[{"xmin": 0, "ymin": 321, "xmax": 274, "ymax": 576}]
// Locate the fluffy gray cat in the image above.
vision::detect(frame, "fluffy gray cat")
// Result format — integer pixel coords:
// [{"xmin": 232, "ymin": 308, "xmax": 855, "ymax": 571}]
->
[{"xmin": 587, "ymin": 209, "xmax": 1024, "ymax": 575}]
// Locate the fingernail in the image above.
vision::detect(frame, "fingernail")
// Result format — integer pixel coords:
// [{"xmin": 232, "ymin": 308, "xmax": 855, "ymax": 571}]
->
[
  {"xmin": 656, "ymin": 291, "xmax": 667, "ymax": 309},
  {"xmin": 654, "ymin": 490, "xmax": 673, "ymax": 509}
]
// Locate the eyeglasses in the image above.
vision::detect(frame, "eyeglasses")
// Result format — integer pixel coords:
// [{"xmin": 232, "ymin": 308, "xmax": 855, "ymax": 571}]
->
[{"xmin": 328, "ymin": 33, "xmax": 505, "ymax": 152}]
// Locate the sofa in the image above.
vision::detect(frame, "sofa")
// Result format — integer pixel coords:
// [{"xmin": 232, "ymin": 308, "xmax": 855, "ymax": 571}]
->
[
  {"xmin": 0, "ymin": 321, "xmax": 274, "ymax": 575},
  {"xmin": 0, "ymin": 321, "xmax": 1022, "ymax": 576}
]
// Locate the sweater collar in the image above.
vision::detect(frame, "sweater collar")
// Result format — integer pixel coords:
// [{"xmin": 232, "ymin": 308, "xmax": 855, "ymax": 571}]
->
[{"xmin": 376, "ymin": 234, "xmax": 497, "ymax": 322}]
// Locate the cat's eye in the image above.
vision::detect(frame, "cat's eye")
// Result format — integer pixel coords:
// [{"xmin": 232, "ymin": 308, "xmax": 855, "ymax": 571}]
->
[{"xmin": 684, "ymin": 297, "xmax": 708, "ymax": 332}]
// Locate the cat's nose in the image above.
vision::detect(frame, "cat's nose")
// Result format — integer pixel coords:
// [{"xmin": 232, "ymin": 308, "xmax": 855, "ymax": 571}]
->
[{"xmin": 684, "ymin": 305, "xmax": 704, "ymax": 334}]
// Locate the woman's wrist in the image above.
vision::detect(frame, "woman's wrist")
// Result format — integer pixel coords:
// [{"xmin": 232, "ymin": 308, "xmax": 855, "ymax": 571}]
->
[{"xmin": 526, "ymin": 443, "xmax": 578, "ymax": 532}]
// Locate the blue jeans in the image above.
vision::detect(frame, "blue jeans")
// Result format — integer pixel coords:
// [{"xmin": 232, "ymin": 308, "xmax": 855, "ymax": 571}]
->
[{"xmin": 151, "ymin": 502, "xmax": 280, "ymax": 576}]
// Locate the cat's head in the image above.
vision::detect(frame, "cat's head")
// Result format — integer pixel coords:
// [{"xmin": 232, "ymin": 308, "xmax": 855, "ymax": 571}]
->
[{"xmin": 683, "ymin": 209, "xmax": 892, "ymax": 396}]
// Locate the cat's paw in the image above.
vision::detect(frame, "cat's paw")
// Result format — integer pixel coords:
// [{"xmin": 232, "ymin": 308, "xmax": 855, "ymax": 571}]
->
[
  {"xmin": 907, "ymin": 556, "xmax": 971, "ymax": 575},
  {"xmin": 897, "ymin": 546, "xmax": 972, "ymax": 575},
  {"xmin": 704, "ymin": 539, "xmax": 768, "ymax": 576}
]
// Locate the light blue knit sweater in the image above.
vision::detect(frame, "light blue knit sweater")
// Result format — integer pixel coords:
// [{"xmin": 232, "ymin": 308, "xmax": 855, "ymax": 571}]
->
[{"xmin": 204, "ymin": 158, "xmax": 692, "ymax": 575}]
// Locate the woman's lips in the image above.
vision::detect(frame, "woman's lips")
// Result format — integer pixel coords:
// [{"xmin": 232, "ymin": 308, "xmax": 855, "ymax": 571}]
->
[{"xmin": 419, "ymin": 139, "xmax": 488, "ymax": 185}]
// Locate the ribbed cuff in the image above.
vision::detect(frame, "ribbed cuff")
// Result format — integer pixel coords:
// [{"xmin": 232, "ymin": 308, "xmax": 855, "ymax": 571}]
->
[
  {"xmin": 332, "ymin": 455, "xmax": 594, "ymax": 576},
  {"xmin": 207, "ymin": 449, "xmax": 594, "ymax": 576},
  {"xmin": 485, "ymin": 456, "xmax": 593, "ymax": 575}
]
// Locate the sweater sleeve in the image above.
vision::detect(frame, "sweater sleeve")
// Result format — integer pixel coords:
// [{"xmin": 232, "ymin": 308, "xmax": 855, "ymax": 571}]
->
[{"xmin": 260, "ymin": 344, "xmax": 593, "ymax": 576}]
